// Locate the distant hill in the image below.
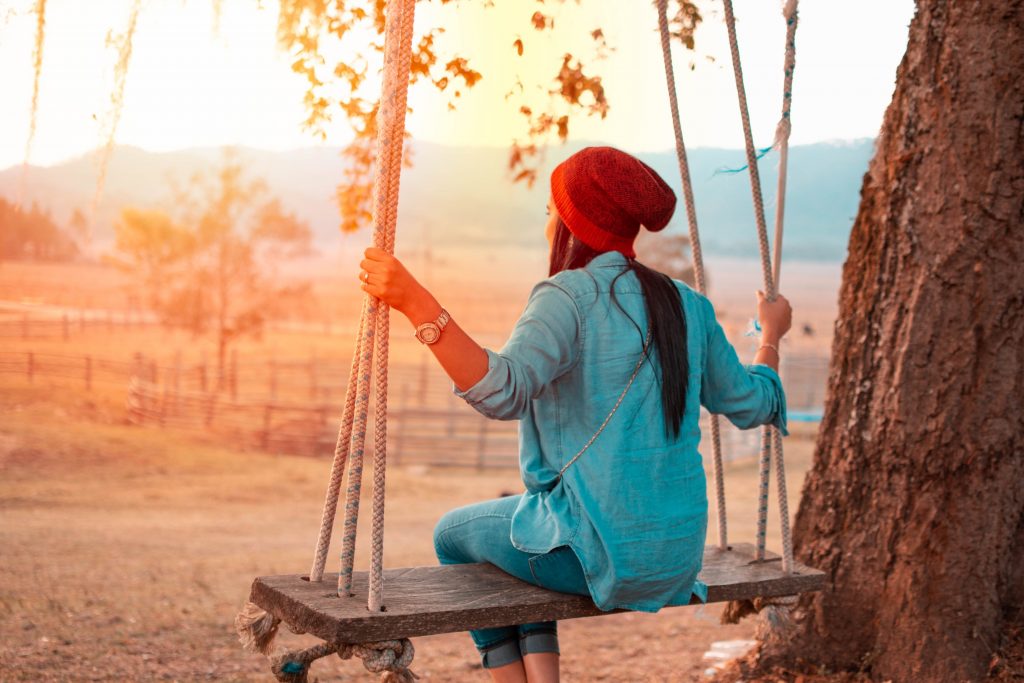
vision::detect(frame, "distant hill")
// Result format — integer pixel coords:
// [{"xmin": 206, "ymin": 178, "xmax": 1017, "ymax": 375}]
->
[{"xmin": 0, "ymin": 138, "xmax": 873, "ymax": 262}]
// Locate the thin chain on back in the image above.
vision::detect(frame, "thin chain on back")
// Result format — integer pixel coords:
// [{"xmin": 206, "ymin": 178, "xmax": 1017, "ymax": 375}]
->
[{"xmin": 556, "ymin": 328, "xmax": 653, "ymax": 482}]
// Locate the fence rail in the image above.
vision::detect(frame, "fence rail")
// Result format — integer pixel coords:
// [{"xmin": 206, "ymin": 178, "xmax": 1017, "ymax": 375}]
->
[{"xmin": 3, "ymin": 347, "xmax": 830, "ymax": 469}]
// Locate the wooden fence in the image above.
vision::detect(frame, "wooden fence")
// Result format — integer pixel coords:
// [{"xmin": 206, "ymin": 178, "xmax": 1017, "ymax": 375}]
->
[
  {"xmin": 0, "ymin": 350, "xmax": 136, "ymax": 389},
  {"xmin": 2, "ymin": 348, "xmax": 829, "ymax": 469},
  {"xmin": 0, "ymin": 309, "xmax": 150, "ymax": 340}
]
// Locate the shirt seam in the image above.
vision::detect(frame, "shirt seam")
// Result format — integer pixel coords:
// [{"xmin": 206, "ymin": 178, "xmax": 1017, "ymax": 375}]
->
[{"xmin": 542, "ymin": 278, "xmax": 586, "ymax": 376}]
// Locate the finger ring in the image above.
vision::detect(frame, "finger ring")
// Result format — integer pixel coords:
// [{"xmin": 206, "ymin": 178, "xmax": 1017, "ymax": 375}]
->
[{"xmin": 361, "ymin": 272, "xmax": 369, "ymax": 282}]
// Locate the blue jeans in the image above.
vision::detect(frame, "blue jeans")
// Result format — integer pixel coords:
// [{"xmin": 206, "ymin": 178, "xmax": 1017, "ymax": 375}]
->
[{"xmin": 433, "ymin": 494, "xmax": 590, "ymax": 669}]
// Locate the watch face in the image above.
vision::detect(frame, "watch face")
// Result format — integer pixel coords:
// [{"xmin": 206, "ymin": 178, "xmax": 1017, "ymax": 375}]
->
[{"xmin": 417, "ymin": 323, "xmax": 441, "ymax": 344}]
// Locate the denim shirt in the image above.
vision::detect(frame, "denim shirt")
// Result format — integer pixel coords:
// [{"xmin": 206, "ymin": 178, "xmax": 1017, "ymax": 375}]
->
[{"xmin": 455, "ymin": 250, "xmax": 788, "ymax": 613}]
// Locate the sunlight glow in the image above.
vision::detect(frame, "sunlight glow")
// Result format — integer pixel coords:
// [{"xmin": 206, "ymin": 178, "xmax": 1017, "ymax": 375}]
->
[{"xmin": 0, "ymin": 0, "xmax": 915, "ymax": 170}]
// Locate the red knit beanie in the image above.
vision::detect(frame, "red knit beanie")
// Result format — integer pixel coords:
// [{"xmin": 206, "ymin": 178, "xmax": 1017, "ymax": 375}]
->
[{"xmin": 550, "ymin": 146, "xmax": 676, "ymax": 258}]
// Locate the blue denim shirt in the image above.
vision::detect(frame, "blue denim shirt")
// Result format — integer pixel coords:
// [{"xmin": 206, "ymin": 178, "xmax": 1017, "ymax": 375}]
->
[{"xmin": 455, "ymin": 250, "xmax": 788, "ymax": 612}]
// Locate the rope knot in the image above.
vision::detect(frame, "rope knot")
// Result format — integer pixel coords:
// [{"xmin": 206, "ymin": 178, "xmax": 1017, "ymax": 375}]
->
[
  {"xmin": 270, "ymin": 642, "xmax": 336, "ymax": 683},
  {"xmin": 338, "ymin": 638, "xmax": 418, "ymax": 682}
]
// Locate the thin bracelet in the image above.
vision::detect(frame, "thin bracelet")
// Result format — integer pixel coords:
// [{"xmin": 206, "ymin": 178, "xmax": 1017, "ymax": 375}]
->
[{"xmin": 758, "ymin": 341, "xmax": 780, "ymax": 355}]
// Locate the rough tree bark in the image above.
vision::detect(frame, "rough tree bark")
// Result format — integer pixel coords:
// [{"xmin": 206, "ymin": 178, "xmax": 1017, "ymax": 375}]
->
[{"xmin": 762, "ymin": 1, "xmax": 1024, "ymax": 681}]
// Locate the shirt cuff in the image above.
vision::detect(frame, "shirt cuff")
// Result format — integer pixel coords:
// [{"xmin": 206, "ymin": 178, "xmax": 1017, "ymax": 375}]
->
[
  {"xmin": 453, "ymin": 348, "xmax": 507, "ymax": 409},
  {"xmin": 745, "ymin": 363, "xmax": 789, "ymax": 436}
]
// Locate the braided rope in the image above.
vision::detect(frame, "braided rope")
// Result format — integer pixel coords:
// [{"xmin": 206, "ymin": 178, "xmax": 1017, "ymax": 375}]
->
[
  {"xmin": 722, "ymin": 0, "xmax": 798, "ymax": 572},
  {"xmin": 656, "ymin": 0, "xmax": 729, "ymax": 551},
  {"xmin": 722, "ymin": 0, "xmax": 774, "ymax": 563},
  {"xmin": 722, "ymin": 0, "xmax": 773, "ymax": 562},
  {"xmin": 769, "ymin": 0, "xmax": 799, "ymax": 574},
  {"xmin": 368, "ymin": 0, "xmax": 417, "ymax": 613},
  {"xmin": 721, "ymin": 0, "xmax": 775, "ymax": 297},
  {"xmin": 310, "ymin": 304, "xmax": 367, "ymax": 582},
  {"xmin": 772, "ymin": 0, "xmax": 798, "ymax": 289},
  {"xmin": 755, "ymin": 426, "xmax": 772, "ymax": 558},
  {"xmin": 337, "ymin": 0, "xmax": 416, "ymax": 601},
  {"xmin": 338, "ymin": 299, "xmax": 377, "ymax": 594},
  {"xmin": 267, "ymin": 636, "xmax": 418, "ymax": 682}
]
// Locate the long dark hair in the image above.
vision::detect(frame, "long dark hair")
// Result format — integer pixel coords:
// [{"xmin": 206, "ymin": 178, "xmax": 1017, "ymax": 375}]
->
[{"xmin": 549, "ymin": 219, "xmax": 688, "ymax": 438}]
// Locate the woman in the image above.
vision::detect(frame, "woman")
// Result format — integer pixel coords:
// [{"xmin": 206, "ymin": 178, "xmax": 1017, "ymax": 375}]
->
[{"xmin": 359, "ymin": 146, "xmax": 791, "ymax": 683}]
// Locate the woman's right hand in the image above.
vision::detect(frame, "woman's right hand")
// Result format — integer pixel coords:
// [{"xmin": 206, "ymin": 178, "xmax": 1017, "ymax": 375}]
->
[{"xmin": 756, "ymin": 291, "xmax": 792, "ymax": 340}]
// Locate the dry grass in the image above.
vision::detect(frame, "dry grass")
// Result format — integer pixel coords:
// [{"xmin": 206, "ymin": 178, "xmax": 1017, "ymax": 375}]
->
[
  {"xmin": 0, "ymin": 374, "xmax": 817, "ymax": 682},
  {"xmin": 0, "ymin": 260, "xmax": 830, "ymax": 681}
]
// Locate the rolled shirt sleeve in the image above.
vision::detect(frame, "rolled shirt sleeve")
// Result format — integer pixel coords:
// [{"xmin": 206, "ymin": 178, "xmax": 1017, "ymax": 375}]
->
[
  {"xmin": 698, "ymin": 297, "xmax": 789, "ymax": 435},
  {"xmin": 454, "ymin": 280, "xmax": 582, "ymax": 420}
]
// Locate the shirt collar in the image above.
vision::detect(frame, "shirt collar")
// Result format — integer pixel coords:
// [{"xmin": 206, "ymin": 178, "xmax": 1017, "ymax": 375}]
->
[{"xmin": 590, "ymin": 250, "xmax": 630, "ymax": 268}]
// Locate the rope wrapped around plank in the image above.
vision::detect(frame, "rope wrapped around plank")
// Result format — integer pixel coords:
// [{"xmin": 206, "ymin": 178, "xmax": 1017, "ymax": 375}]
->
[{"xmin": 236, "ymin": 603, "xmax": 417, "ymax": 683}]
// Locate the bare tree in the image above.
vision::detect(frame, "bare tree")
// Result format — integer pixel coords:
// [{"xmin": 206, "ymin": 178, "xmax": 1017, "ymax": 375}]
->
[{"xmin": 112, "ymin": 151, "xmax": 313, "ymax": 383}]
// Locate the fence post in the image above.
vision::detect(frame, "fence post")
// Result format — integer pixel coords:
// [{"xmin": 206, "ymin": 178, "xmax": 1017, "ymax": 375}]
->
[
  {"xmin": 159, "ymin": 383, "xmax": 169, "ymax": 428},
  {"xmin": 26, "ymin": 352, "xmax": 34, "ymax": 382},
  {"xmin": 308, "ymin": 351, "xmax": 317, "ymax": 401},
  {"xmin": 417, "ymin": 352, "xmax": 428, "ymax": 406},
  {"xmin": 204, "ymin": 392, "xmax": 217, "ymax": 428},
  {"xmin": 229, "ymin": 349, "xmax": 238, "ymax": 402},
  {"xmin": 393, "ymin": 384, "xmax": 407, "ymax": 467},
  {"xmin": 268, "ymin": 356, "xmax": 278, "ymax": 401},
  {"xmin": 84, "ymin": 356, "xmax": 92, "ymax": 391},
  {"xmin": 476, "ymin": 418, "xmax": 489, "ymax": 471},
  {"xmin": 126, "ymin": 377, "xmax": 142, "ymax": 425},
  {"xmin": 261, "ymin": 404, "xmax": 273, "ymax": 451},
  {"xmin": 447, "ymin": 393, "xmax": 457, "ymax": 437},
  {"xmin": 62, "ymin": 314, "xmax": 69, "ymax": 341},
  {"xmin": 172, "ymin": 351, "xmax": 182, "ymax": 417}
]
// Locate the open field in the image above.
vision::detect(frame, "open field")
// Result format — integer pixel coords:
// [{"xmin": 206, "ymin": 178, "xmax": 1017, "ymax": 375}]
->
[
  {"xmin": 0, "ymin": 258, "xmax": 834, "ymax": 681},
  {"xmin": 0, "ymin": 373, "xmax": 817, "ymax": 682}
]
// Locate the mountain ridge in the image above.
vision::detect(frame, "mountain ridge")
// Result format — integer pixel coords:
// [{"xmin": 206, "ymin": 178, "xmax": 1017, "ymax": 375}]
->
[{"xmin": 0, "ymin": 138, "xmax": 873, "ymax": 262}]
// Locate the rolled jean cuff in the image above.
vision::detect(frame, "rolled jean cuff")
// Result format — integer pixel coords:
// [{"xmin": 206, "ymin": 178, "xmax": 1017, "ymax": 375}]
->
[
  {"xmin": 519, "ymin": 628, "xmax": 559, "ymax": 656},
  {"xmin": 480, "ymin": 637, "xmax": 522, "ymax": 669}
]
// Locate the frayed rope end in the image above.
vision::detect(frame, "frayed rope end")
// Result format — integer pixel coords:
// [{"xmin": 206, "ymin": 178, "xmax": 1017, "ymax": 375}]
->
[
  {"xmin": 757, "ymin": 595, "xmax": 799, "ymax": 640},
  {"xmin": 235, "ymin": 601, "xmax": 282, "ymax": 655},
  {"xmin": 721, "ymin": 595, "xmax": 798, "ymax": 627},
  {"xmin": 721, "ymin": 598, "xmax": 759, "ymax": 624}
]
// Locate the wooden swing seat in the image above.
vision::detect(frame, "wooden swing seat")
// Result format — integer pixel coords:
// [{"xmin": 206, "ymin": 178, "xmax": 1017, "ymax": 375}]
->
[{"xmin": 249, "ymin": 543, "xmax": 825, "ymax": 643}]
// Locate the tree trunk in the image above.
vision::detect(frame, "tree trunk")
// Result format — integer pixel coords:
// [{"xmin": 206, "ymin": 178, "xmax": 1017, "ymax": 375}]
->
[{"xmin": 764, "ymin": 1, "xmax": 1024, "ymax": 681}]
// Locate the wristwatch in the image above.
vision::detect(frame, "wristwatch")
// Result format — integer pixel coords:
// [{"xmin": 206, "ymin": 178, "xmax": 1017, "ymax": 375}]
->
[{"xmin": 414, "ymin": 309, "xmax": 451, "ymax": 345}]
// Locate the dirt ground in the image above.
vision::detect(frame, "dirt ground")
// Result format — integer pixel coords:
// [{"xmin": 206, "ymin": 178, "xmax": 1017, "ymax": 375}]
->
[{"xmin": 0, "ymin": 372, "xmax": 821, "ymax": 683}]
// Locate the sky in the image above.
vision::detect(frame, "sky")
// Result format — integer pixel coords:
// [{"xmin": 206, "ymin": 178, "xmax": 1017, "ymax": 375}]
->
[{"xmin": 0, "ymin": 0, "xmax": 916, "ymax": 171}]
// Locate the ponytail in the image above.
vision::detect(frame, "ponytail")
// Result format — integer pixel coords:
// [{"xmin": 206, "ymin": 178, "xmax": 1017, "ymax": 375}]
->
[{"xmin": 618, "ymin": 260, "xmax": 687, "ymax": 438}]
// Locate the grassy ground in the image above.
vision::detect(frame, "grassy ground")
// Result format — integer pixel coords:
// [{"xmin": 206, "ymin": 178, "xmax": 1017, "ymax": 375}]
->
[
  {"xmin": 0, "ymin": 373, "xmax": 817, "ymax": 682},
  {"xmin": 0, "ymin": 259, "xmax": 828, "ymax": 681}
]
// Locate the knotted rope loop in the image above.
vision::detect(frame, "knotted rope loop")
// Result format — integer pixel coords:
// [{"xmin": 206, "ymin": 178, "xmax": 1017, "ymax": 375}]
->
[
  {"xmin": 257, "ymin": 629, "xmax": 417, "ymax": 682},
  {"xmin": 271, "ymin": 642, "xmax": 337, "ymax": 683},
  {"xmin": 338, "ymin": 638, "xmax": 418, "ymax": 682}
]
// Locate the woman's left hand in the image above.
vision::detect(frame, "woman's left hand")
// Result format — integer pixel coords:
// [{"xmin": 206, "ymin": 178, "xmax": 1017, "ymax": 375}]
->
[{"xmin": 359, "ymin": 247, "xmax": 429, "ymax": 316}]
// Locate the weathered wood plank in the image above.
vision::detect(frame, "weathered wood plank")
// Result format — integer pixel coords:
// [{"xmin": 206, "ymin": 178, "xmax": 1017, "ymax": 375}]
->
[{"xmin": 250, "ymin": 543, "xmax": 825, "ymax": 643}]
